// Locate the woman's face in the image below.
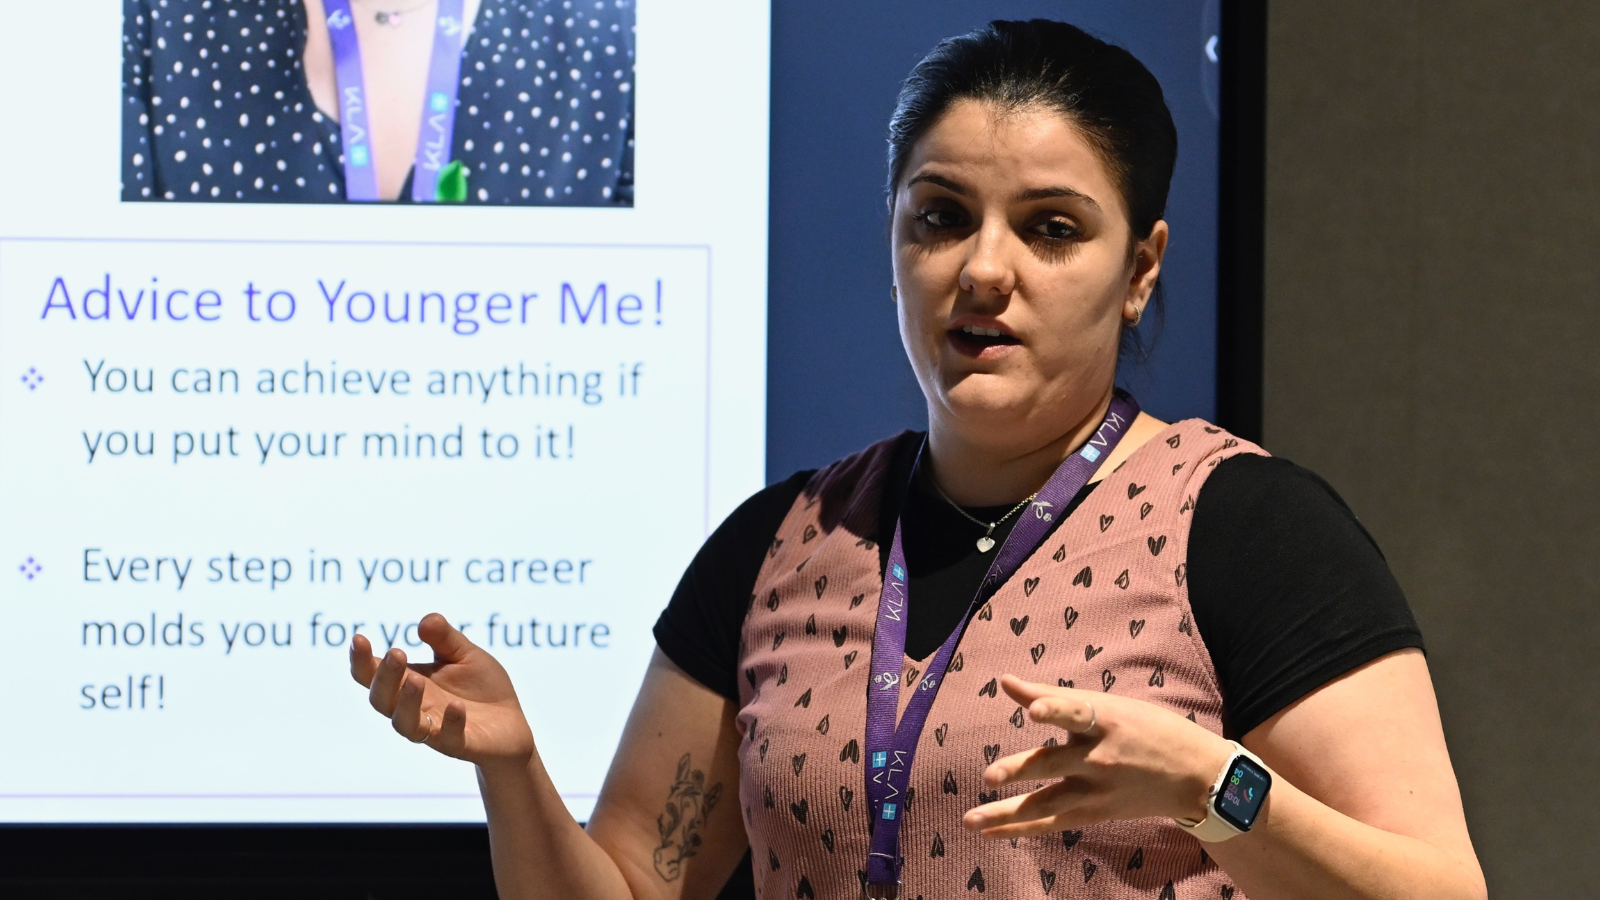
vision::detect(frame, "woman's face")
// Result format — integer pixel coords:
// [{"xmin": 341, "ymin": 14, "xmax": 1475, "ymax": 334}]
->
[{"xmin": 892, "ymin": 99, "xmax": 1167, "ymax": 449}]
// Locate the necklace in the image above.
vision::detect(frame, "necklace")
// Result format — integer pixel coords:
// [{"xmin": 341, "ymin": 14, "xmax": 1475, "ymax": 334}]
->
[
  {"xmin": 927, "ymin": 475, "xmax": 1037, "ymax": 553},
  {"xmin": 357, "ymin": 0, "xmax": 434, "ymax": 26}
]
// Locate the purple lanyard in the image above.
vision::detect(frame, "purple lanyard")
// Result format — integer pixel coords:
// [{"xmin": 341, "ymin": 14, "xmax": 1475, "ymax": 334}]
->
[
  {"xmin": 863, "ymin": 393, "xmax": 1140, "ymax": 898},
  {"xmin": 323, "ymin": 0, "xmax": 467, "ymax": 202}
]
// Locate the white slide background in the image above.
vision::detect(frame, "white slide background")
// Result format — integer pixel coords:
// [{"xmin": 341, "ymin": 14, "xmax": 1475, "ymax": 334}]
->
[{"xmin": 0, "ymin": 1, "xmax": 769, "ymax": 823}]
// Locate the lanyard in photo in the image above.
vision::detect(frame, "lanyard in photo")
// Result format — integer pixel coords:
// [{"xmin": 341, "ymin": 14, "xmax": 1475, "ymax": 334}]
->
[
  {"xmin": 863, "ymin": 391, "xmax": 1140, "ymax": 899},
  {"xmin": 323, "ymin": 0, "xmax": 467, "ymax": 202}
]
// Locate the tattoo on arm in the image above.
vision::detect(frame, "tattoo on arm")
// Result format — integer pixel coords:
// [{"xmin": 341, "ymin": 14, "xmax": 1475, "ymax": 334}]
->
[{"xmin": 652, "ymin": 753, "xmax": 725, "ymax": 882}]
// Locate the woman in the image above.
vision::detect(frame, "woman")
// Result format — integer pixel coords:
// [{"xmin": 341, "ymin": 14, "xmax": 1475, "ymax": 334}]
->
[
  {"xmin": 348, "ymin": 21, "xmax": 1486, "ymax": 900},
  {"xmin": 121, "ymin": 0, "xmax": 633, "ymax": 204}
]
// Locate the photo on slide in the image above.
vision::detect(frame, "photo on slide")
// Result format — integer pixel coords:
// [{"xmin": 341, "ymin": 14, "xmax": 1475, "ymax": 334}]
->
[{"xmin": 121, "ymin": 0, "xmax": 636, "ymax": 206}]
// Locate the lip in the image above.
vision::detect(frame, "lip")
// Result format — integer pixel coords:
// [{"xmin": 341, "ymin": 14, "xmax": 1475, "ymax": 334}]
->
[{"xmin": 946, "ymin": 316, "xmax": 1022, "ymax": 360}]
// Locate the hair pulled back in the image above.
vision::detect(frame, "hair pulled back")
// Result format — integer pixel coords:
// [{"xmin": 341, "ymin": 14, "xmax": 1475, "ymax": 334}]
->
[{"xmin": 887, "ymin": 20, "xmax": 1178, "ymax": 243}]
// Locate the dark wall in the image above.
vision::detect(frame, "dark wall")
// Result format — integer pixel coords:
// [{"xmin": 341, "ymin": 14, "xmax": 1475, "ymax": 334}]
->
[{"xmin": 1262, "ymin": 2, "xmax": 1600, "ymax": 895}]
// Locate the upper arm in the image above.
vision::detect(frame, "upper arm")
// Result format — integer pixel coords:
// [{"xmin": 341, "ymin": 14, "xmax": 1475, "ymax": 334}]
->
[
  {"xmin": 1243, "ymin": 649, "xmax": 1480, "ymax": 876},
  {"xmin": 586, "ymin": 648, "xmax": 749, "ymax": 900}
]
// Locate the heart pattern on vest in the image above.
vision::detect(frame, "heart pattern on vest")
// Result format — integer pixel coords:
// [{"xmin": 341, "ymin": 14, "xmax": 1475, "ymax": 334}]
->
[{"xmin": 735, "ymin": 422, "xmax": 1258, "ymax": 900}]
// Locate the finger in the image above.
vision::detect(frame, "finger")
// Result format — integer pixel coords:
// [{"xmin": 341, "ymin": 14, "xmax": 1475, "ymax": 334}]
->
[
  {"xmin": 391, "ymin": 671, "xmax": 433, "ymax": 744},
  {"xmin": 999, "ymin": 673, "xmax": 1059, "ymax": 707},
  {"xmin": 416, "ymin": 612, "xmax": 478, "ymax": 664},
  {"xmin": 367, "ymin": 647, "xmax": 409, "ymax": 716},
  {"xmin": 1021, "ymin": 692, "xmax": 1099, "ymax": 736},
  {"xmin": 984, "ymin": 743, "xmax": 1087, "ymax": 788},
  {"xmin": 431, "ymin": 699, "xmax": 469, "ymax": 758},
  {"xmin": 963, "ymin": 779, "xmax": 1099, "ymax": 835},
  {"xmin": 349, "ymin": 633, "xmax": 380, "ymax": 687}
]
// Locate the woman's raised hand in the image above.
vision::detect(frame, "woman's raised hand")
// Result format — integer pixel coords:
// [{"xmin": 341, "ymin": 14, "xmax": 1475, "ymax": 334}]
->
[
  {"xmin": 962, "ymin": 674, "xmax": 1234, "ymax": 839},
  {"xmin": 349, "ymin": 612, "xmax": 535, "ymax": 770}
]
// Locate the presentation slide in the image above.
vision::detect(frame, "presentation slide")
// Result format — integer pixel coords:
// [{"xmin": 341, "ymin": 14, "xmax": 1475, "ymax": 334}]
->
[{"xmin": 0, "ymin": 1, "xmax": 769, "ymax": 823}]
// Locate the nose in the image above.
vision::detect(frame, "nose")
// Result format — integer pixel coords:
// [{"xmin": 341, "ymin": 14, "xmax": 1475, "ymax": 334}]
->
[{"xmin": 958, "ymin": 218, "xmax": 1018, "ymax": 300}]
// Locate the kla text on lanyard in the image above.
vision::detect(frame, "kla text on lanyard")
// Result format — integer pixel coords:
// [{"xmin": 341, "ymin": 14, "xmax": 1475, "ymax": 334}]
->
[{"xmin": 323, "ymin": 0, "xmax": 468, "ymax": 202}]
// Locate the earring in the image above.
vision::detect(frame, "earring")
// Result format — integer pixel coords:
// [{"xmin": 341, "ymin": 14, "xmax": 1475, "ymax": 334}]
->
[
  {"xmin": 1127, "ymin": 304, "xmax": 1143, "ymax": 327},
  {"xmin": 891, "ymin": 285, "xmax": 899, "ymax": 304}
]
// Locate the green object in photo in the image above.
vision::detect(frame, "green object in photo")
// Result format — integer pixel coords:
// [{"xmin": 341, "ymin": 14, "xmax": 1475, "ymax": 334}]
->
[{"xmin": 435, "ymin": 161, "xmax": 468, "ymax": 202}]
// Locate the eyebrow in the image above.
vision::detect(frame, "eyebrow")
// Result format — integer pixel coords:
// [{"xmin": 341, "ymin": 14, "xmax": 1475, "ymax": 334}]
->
[{"xmin": 906, "ymin": 173, "xmax": 1102, "ymax": 211}]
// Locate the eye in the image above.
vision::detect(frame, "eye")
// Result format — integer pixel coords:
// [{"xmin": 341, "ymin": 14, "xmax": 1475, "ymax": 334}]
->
[
  {"xmin": 1031, "ymin": 217, "xmax": 1080, "ymax": 241},
  {"xmin": 912, "ymin": 206, "xmax": 967, "ymax": 231}
]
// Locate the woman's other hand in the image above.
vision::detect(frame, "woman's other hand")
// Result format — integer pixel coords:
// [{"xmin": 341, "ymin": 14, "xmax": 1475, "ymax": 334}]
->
[
  {"xmin": 349, "ymin": 612, "xmax": 535, "ymax": 771},
  {"xmin": 962, "ymin": 673, "xmax": 1231, "ymax": 837}
]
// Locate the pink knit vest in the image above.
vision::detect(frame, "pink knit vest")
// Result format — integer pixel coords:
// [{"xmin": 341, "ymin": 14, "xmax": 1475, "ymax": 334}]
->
[{"xmin": 736, "ymin": 420, "xmax": 1265, "ymax": 900}]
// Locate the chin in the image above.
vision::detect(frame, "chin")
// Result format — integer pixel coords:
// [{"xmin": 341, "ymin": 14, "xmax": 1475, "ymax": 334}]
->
[{"xmin": 939, "ymin": 378, "xmax": 1037, "ymax": 427}]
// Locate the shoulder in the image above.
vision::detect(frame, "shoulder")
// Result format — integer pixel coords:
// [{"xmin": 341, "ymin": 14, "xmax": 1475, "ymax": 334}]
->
[{"xmin": 1194, "ymin": 454, "xmax": 1384, "ymax": 556}]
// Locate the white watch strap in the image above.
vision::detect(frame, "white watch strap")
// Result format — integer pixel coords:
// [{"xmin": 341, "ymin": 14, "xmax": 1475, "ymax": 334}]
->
[{"xmin": 1174, "ymin": 741, "xmax": 1267, "ymax": 843}]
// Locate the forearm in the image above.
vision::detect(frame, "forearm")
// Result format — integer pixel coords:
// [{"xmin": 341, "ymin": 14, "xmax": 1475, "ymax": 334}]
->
[
  {"xmin": 478, "ymin": 753, "xmax": 637, "ymax": 900},
  {"xmin": 1207, "ymin": 779, "xmax": 1487, "ymax": 900}
]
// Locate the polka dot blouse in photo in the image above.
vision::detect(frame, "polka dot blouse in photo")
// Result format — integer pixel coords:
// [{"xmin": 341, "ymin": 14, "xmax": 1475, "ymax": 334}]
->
[{"xmin": 121, "ymin": 0, "xmax": 635, "ymax": 205}]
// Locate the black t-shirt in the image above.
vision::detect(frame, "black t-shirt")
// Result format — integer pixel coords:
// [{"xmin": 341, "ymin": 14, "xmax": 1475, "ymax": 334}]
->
[{"xmin": 653, "ymin": 439, "xmax": 1423, "ymax": 738}]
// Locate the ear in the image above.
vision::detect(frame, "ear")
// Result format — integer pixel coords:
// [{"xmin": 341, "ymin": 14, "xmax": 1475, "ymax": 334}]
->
[{"xmin": 1126, "ymin": 219, "xmax": 1169, "ymax": 308}]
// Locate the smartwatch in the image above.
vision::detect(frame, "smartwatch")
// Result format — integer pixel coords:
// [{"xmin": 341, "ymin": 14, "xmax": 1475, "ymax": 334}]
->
[{"xmin": 1174, "ymin": 741, "xmax": 1273, "ymax": 842}]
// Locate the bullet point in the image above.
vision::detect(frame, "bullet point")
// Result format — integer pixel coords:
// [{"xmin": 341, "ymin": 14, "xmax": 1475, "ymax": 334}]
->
[
  {"xmin": 20, "ymin": 368, "xmax": 43, "ymax": 391},
  {"xmin": 18, "ymin": 557, "xmax": 41, "ymax": 580}
]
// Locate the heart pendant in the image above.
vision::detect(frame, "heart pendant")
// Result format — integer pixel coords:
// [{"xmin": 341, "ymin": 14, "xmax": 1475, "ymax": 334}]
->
[{"xmin": 976, "ymin": 536, "xmax": 996, "ymax": 553}]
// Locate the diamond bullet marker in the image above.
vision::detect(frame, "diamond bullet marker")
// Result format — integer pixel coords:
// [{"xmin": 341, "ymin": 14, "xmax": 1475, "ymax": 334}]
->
[
  {"xmin": 19, "ymin": 557, "xmax": 41, "ymax": 580},
  {"xmin": 20, "ymin": 368, "xmax": 43, "ymax": 390}
]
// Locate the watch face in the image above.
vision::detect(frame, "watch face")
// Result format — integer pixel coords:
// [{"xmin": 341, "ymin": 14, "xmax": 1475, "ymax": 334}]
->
[{"xmin": 1213, "ymin": 755, "xmax": 1272, "ymax": 832}]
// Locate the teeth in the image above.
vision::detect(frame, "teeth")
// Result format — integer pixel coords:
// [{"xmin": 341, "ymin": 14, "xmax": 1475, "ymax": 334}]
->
[{"xmin": 961, "ymin": 325, "xmax": 1005, "ymax": 338}]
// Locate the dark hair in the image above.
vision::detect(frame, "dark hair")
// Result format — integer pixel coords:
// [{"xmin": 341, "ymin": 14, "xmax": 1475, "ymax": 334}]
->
[{"xmin": 887, "ymin": 20, "xmax": 1178, "ymax": 359}]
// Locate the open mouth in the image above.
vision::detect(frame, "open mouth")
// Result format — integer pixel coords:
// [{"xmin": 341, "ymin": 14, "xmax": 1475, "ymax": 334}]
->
[{"xmin": 948, "ymin": 323, "xmax": 1022, "ymax": 356}]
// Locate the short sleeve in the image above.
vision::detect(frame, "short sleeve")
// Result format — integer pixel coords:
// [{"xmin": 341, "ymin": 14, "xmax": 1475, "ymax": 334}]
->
[
  {"xmin": 653, "ymin": 471, "xmax": 813, "ymax": 701},
  {"xmin": 1187, "ymin": 454, "xmax": 1425, "ymax": 738}
]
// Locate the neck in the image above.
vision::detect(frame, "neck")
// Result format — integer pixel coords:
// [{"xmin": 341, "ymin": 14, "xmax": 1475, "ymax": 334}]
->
[{"xmin": 925, "ymin": 388, "xmax": 1118, "ymax": 507}]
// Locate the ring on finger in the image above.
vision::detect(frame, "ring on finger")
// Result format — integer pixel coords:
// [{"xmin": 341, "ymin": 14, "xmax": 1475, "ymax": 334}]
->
[
  {"xmin": 1072, "ymin": 701, "xmax": 1097, "ymax": 736},
  {"xmin": 410, "ymin": 713, "xmax": 434, "ymax": 744}
]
